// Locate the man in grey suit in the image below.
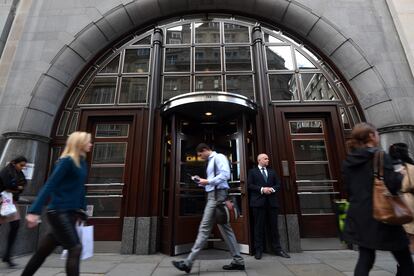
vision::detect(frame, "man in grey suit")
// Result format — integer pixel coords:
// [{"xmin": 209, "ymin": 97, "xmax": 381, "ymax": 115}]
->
[{"xmin": 172, "ymin": 143, "xmax": 245, "ymax": 273}]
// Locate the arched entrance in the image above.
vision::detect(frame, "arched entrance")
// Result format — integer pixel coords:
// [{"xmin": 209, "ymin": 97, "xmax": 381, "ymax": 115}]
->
[
  {"xmin": 160, "ymin": 92, "xmax": 256, "ymax": 254},
  {"xmin": 47, "ymin": 15, "xmax": 364, "ymax": 253}
]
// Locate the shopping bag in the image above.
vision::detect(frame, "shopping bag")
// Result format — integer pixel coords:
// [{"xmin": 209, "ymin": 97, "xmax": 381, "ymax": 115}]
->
[
  {"xmin": 0, "ymin": 191, "xmax": 17, "ymax": 216},
  {"xmin": 61, "ymin": 222, "xmax": 94, "ymax": 260}
]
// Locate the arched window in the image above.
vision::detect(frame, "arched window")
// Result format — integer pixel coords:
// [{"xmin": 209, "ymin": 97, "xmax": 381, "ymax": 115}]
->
[{"xmin": 55, "ymin": 16, "xmax": 361, "ymax": 136}]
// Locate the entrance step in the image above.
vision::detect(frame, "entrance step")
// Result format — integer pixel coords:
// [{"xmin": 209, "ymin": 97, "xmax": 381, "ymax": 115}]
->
[{"xmin": 94, "ymin": 241, "xmax": 121, "ymax": 253}]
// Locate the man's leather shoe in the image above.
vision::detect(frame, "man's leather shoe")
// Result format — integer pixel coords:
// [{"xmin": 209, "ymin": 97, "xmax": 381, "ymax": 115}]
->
[
  {"xmin": 275, "ymin": 250, "xmax": 290, "ymax": 258},
  {"xmin": 254, "ymin": 251, "xmax": 262, "ymax": 260},
  {"xmin": 172, "ymin": 260, "xmax": 191, "ymax": 273},
  {"xmin": 222, "ymin": 263, "xmax": 245, "ymax": 270}
]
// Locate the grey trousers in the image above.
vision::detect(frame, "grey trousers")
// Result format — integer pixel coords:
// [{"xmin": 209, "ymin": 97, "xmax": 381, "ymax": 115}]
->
[{"xmin": 185, "ymin": 189, "xmax": 244, "ymax": 266}]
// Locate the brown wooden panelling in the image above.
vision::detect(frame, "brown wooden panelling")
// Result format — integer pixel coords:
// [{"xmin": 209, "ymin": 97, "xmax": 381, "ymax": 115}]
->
[{"xmin": 300, "ymin": 215, "xmax": 338, "ymax": 238}]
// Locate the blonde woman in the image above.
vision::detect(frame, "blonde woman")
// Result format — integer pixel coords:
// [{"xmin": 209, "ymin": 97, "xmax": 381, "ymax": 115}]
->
[{"xmin": 22, "ymin": 131, "xmax": 92, "ymax": 276}]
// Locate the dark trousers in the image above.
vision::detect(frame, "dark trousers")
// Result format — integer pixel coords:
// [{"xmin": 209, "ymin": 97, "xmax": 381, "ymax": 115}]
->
[
  {"xmin": 252, "ymin": 206, "xmax": 281, "ymax": 253},
  {"xmin": 2, "ymin": 220, "xmax": 19, "ymax": 261},
  {"xmin": 21, "ymin": 211, "xmax": 82, "ymax": 276},
  {"xmin": 355, "ymin": 246, "xmax": 414, "ymax": 276}
]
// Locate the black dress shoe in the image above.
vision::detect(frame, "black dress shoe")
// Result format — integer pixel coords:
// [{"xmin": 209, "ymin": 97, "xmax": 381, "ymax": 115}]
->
[
  {"xmin": 3, "ymin": 259, "xmax": 17, "ymax": 268},
  {"xmin": 275, "ymin": 250, "xmax": 290, "ymax": 258},
  {"xmin": 222, "ymin": 263, "xmax": 245, "ymax": 270},
  {"xmin": 254, "ymin": 251, "xmax": 262, "ymax": 260},
  {"xmin": 172, "ymin": 260, "xmax": 191, "ymax": 273}
]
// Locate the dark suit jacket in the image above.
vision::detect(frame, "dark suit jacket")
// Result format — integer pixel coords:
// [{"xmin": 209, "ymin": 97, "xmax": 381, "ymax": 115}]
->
[{"xmin": 248, "ymin": 167, "xmax": 281, "ymax": 208}]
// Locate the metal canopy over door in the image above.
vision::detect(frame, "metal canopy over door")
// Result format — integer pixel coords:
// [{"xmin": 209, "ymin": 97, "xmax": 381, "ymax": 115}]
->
[
  {"xmin": 169, "ymin": 115, "xmax": 251, "ymax": 255},
  {"xmin": 277, "ymin": 107, "xmax": 346, "ymax": 238}
]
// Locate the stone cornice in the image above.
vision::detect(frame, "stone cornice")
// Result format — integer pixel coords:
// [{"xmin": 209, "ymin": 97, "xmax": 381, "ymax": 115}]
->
[
  {"xmin": 377, "ymin": 124, "xmax": 414, "ymax": 134},
  {"xmin": 2, "ymin": 132, "xmax": 51, "ymax": 143}
]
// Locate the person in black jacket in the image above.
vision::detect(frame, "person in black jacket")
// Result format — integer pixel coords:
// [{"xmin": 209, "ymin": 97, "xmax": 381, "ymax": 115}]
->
[
  {"xmin": 342, "ymin": 123, "xmax": 414, "ymax": 276},
  {"xmin": 0, "ymin": 156, "xmax": 27, "ymax": 267},
  {"xmin": 248, "ymin": 153, "xmax": 290, "ymax": 260}
]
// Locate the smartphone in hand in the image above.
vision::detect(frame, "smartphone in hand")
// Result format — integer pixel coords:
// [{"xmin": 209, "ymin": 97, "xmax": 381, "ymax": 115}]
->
[{"xmin": 187, "ymin": 173, "xmax": 200, "ymax": 183}]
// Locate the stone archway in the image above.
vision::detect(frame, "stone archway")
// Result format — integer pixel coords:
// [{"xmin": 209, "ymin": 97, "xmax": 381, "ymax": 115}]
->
[{"xmin": 20, "ymin": 0, "xmax": 394, "ymax": 137}]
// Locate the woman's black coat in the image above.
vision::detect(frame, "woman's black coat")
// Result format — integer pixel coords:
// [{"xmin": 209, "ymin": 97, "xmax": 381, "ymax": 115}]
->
[
  {"xmin": 0, "ymin": 163, "xmax": 27, "ymax": 201},
  {"xmin": 342, "ymin": 147, "xmax": 408, "ymax": 251}
]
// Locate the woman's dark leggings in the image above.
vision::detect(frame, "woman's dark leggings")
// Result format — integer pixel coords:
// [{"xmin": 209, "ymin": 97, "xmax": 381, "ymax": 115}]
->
[
  {"xmin": 355, "ymin": 246, "xmax": 414, "ymax": 276},
  {"xmin": 2, "ymin": 220, "xmax": 20, "ymax": 261},
  {"xmin": 21, "ymin": 211, "xmax": 82, "ymax": 276}
]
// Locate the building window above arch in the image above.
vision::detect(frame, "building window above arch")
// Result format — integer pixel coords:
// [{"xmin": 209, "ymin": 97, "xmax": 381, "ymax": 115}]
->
[{"xmin": 55, "ymin": 16, "xmax": 361, "ymax": 137}]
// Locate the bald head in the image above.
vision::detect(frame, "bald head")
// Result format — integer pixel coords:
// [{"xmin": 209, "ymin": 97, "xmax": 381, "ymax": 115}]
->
[{"xmin": 257, "ymin": 153, "xmax": 269, "ymax": 167}]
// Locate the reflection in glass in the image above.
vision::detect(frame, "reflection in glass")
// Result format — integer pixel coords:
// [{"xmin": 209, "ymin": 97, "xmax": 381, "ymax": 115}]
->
[
  {"xmin": 293, "ymin": 140, "xmax": 327, "ymax": 161},
  {"xmin": 290, "ymin": 121, "xmax": 323, "ymax": 134},
  {"xmin": 86, "ymin": 197, "xmax": 122, "ymax": 217},
  {"xmin": 225, "ymin": 46, "xmax": 252, "ymax": 71},
  {"xmin": 166, "ymin": 24, "xmax": 191, "ymax": 44},
  {"xmin": 296, "ymin": 163, "xmax": 330, "ymax": 180},
  {"xmin": 349, "ymin": 106, "xmax": 361, "ymax": 124},
  {"xmin": 295, "ymin": 50, "xmax": 316, "ymax": 69},
  {"xmin": 269, "ymin": 74, "xmax": 298, "ymax": 100},
  {"xmin": 180, "ymin": 191, "xmax": 206, "ymax": 216},
  {"xmin": 266, "ymin": 46, "xmax": 293, "ymax": 70},
  {"xmin": 264, "ymin": 32, "xmax": 283, "ymax": 43},
  {"xmin": 195, "ymin": 21, "xmax": 220, "ymax": 43},
  {"xmin": 195, "ymin": 47, "xmax": 221, "ymax": 71},
  {"xmin": 299, "ymin": 194, "xmax": 334, "ymax": 214},
  {"xmin": 297, "ymin": 181, "xmax": 334, "ymax": 192},
  {"xmin": 163, "ymin": 76, "xmax": 190, "ymax": 100},
  {"xmin": 340, "ymin": 108, "xmax": 352, "ymax": 130},
  {"xmin": 67, "ymin": 112, "xmax": 79, "ymax": 135},
  {"xmin": 88, "ymin": 167, "xmax": 124, "ymax": 183},
  {"xmin": 226, "ymin": 75, "xmax": 254, "ymax": 99},
  {"xmin": 195, "ymin": 75, "xmax": 222, "ymax": 91},
  {"xmin": 92, "ymin": 143, "xmax": 127, "ymax": 164},
  {"xmin": 302, "ymin": 73, "xmax": 339, "ymax": 101},
  {"xmin": 57, "ymin": 111, "xmax": 69, "ymax": 136},
  {"xmin": 133, "ymin": 35, "xmax": 151, "ymax": 45},
  {"xmin": 320, "ymin": 62, "xmax": 338, "ymax": 81},
  {"xmin": 119, "ymin": 77, "xmax": 148, "ymax": 103},
  {"xmin": 100, "ymin": 55, "xmax": 119, "ymax": 73},
  {"xmin": 96, "ymin": 124, "xmax": 129, "ymax": 137},
  {"xmin": 224, "ymin": 23, "xmax": 249, "ymax": 43},
  {"xmin": 337, "ymin": 82, "xmax": 353, "ymax": 104},
  {"xmin": 165, "ymin": 48, "xmax": 191, "ymax": 72},
  {"xmin": 80, "ymin": 77, "xmax": 116, "ymax": 104},
  {"xmin": 123, "ymin": 49, "xmax": 150, "ymax": 73}
]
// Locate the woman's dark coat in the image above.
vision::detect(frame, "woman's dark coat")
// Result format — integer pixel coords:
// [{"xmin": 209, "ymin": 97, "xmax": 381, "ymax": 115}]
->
[
  {"xmin": 0, "ymin": 163, "xmax": 27, "ymax": 201},
  {"xmin": 342, "ymin": 147, "xmax": 408, "ymax": 251}
]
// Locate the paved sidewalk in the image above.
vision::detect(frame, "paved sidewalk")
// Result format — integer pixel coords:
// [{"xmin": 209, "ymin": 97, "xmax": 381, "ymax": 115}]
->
[{"xmin": 0, "ymin": 249, "xmax": 402, "ymax": 275}]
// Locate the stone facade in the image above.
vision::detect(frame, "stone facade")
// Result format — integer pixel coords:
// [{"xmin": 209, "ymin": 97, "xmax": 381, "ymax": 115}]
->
[{"xmin": 0, "ymin": 0, "xmax": 412, "ymax": 255}]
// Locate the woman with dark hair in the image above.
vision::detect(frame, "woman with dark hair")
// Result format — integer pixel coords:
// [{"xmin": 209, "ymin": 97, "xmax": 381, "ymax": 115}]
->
[
  {"xmin": 342, "ymin": 123, "xmax": 414, "ymax": 276},
  {"xmin": 0, "ymin": 155, "xmax": 28, "ymax": 267},
  {"xmin": 389, "ymin": 143, "xmax": 414, "ymax": 253}
]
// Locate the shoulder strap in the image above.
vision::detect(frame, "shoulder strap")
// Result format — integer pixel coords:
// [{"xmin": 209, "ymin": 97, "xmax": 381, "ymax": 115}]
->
[{"xmin": 373, "ymin": 151, "xmax": 384, "ymax": 179}]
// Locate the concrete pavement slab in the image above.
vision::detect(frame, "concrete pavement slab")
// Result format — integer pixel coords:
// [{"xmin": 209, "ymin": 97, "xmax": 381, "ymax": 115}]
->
[{"xmin": 0, "ymin": 249, "xmax": 407, "ymax": 275}]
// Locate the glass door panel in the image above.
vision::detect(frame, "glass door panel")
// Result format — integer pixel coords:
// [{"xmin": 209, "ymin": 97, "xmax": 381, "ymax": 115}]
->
[
  {"xmin": 286, "ymin": 117, "xmax": 340, "ymax": 237},
  {"xmin": 86, "ymin": 120, "xmax": 131, "ymax": 240}
]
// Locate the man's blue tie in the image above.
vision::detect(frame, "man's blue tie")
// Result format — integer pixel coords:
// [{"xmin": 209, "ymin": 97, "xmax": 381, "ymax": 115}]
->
[{"xmin": 261, "ymin": 167, "xmax": 268, "ymax": 182}]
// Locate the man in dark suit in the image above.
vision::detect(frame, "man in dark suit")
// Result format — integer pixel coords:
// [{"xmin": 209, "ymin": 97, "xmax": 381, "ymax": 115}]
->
[{"xmin": 248, "ymin": 153, "xmax": 290, "ymax": 259}]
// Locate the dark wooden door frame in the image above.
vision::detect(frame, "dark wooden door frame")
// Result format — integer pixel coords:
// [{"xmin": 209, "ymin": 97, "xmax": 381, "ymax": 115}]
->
[{"xmin": 272, "ymin": 105, "xmax": 347, "ymax": 237}]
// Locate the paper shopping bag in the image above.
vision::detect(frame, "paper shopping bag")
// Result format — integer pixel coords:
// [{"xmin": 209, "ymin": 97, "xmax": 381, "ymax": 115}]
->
[
  {"xmin": 79, "ymin": 224, "xmax": 94, "ymax": 260},
  {"xmin": 0, "ymin": 191, "xmax": 17, "ymax": 216},
  {"xmin": 61, "ymin": 223, "xmax": 94, "ymax": 260}
]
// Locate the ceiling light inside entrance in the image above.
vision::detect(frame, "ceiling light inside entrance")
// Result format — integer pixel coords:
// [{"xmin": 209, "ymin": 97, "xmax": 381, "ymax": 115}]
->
[{"xmin": 205, "ymin": 112, "xmax": 213, "ymax": 116}]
